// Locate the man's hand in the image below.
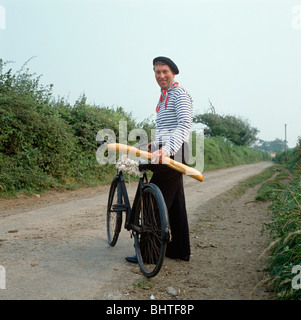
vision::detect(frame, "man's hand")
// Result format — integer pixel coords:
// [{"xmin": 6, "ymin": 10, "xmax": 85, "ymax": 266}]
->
[{"xmin": 151, "ymin": 149, "xmax": 168, "ymax": 164}]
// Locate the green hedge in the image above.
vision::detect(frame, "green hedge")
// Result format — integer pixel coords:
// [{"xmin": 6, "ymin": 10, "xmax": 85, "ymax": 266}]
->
[
  {"xmin": 204, "ymin": 136, "xmax": 271, "ymax": 170},
  {"xmin": 0, "ymin": 59, "xmax": 271, "ymax": 197}
]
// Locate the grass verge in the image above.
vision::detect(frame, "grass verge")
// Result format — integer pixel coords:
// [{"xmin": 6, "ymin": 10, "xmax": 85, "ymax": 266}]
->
[
  {"xmin": 226, "ymin": 165, "xmax": 276, "ymax": 197},
  {"xmin": 256, "ymin": 163, "xmax": 301, "ymax": 300}
]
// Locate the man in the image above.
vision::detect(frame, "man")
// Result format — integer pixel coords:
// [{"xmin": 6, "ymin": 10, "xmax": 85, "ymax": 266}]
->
[{"xmin": 126, "ymin": 56, "xmax": 193, "ymax": 263}]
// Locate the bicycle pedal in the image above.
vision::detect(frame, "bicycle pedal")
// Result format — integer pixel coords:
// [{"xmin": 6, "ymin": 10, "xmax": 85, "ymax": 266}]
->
[{"xmin": 112, "ymin": 204, "xmax": 127, "ymax": 211}]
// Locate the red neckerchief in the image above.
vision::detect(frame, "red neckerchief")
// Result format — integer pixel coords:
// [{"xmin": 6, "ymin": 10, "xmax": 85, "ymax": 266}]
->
[{"xmin": 156, "ymin": 82, "xmax": 179, "ymax": 113}]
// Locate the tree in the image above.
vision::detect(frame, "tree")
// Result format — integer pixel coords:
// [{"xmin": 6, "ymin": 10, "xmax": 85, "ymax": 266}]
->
[
  {"xmin": 255, "ymin": 138, "xmax": 286, "ymax": 153},
  {"xmin": 193, "ymin": 113, "xmax": 259, "ymax": 147}
]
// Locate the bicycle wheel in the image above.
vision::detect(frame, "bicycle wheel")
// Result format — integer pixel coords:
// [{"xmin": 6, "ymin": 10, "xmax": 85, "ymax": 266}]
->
[
  {"xmin": 107, "ymin": 177, "xmax": 123, "ymax": 246},
  {"xmin": 133, "ymin": 183, "xmax": 170, "ymax": 278}
]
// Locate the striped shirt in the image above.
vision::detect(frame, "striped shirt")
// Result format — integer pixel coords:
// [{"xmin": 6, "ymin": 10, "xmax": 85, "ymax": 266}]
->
[{"xmin": 155, "ymin": 81, "xmax": 193, "ymax": 156}]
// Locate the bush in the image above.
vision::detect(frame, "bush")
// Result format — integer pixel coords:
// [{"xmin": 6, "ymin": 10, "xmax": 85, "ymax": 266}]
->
[
  {"xmin": 194, "ymin": 112, "xmax": 259, "ymax": 147},
  {"xmin": 275, "ymin": 137, "xmax": 301, "ymax": 173},
  {"xmin": 0, "ymin": 59, "xmax": 137, "ymax": 196},
  {"xmin": 257, "ymin": 143, "xmax": 301, "ymax": 299},
  {"xmin": 0, "ymin": 60, "xmax": 76, "ymax": 194},
  {"xmin": 0, "ymin": 58, "xmax": 273, "ymax": 197},
  {"xmin": 204, "ymin": 136, "xmax": 271, "ymax": 170},
  {"xmin": 261, "ymin": 171, "xmax": 301, "ymax": 300}
]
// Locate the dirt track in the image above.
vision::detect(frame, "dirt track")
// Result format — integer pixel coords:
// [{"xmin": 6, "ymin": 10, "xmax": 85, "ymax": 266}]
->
[{"xmin": 0, "ymin": 161, "xmax": 275, "ymax": 300}]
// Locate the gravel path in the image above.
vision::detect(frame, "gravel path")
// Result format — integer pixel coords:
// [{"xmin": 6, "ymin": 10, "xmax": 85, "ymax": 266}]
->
[{"xmin": 0, "ymin": 161, "xmax": 274, "ymax": 300}]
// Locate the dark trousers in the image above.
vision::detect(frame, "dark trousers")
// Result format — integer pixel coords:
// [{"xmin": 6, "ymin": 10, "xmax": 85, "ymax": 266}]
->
[{"xmin": 150, "ymin": 144, "xmax": 190, "ymax": 260}]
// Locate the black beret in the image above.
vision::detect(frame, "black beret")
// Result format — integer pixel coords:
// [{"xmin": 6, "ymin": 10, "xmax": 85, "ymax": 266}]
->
[{"xmin": 153, "ymin": 56, "xmax": 179, "ymax": 74}]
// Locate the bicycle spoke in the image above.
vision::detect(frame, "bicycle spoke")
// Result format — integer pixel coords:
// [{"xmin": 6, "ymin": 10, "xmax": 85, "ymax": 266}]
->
[
  {"xmin": 134, "ymin": 185, "xmax": 168, "ymax": 277},
  {"xmin": 106, "ymin": 178, "xmax": 122, "ymax": 246}
]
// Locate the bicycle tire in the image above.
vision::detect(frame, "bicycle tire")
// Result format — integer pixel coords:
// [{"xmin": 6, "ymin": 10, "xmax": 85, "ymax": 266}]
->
[
  {"xmin": 133, "ymin": 183, "xmax": 170, "ymax": 278},
  {"xmin": 106, "ymin": 177, "xmax": 123, "ymax": 246}
]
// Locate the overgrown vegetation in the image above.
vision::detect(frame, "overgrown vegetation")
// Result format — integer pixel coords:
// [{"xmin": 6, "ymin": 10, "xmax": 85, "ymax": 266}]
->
[
  {"xmin": 203, "ymin": 136, "xmax": 270, "ymax": 170},
  {"xmin": 256, "ymin": 138, "xmax": 301, "ymax": 300},
  {"xmin": 0, "ymin": 59, "xmax": 138, "ymax": 196},
  {"xmin": 255, "ymin": 138, "xmax": 286, "ymax": 153},
  {"xmin": 0, "ymin": 59, "xmax": 270, "ymax": 197},
  {"xmin": 194, "ymin": 112, "xmax": 259, "ymax": 147}
]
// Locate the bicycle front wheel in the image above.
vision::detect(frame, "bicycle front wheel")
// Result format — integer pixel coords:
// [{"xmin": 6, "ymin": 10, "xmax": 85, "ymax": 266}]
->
[
  {"xmin": 107, "ymin": 177, "xmax": 123, "ymax": 246},
  {"xmin": 133, "ymin": 183, "xmax": 170, "ymax": 278}
]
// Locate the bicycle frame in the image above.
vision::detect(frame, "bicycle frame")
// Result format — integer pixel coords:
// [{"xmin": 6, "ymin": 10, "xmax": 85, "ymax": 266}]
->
[
  {"xmin": 114, "ymin": 170, "xmax": 149, "ymax": 232},
  {"xmin": 106, "ymin": 161, "xmax": 170, "ymax": 277}
]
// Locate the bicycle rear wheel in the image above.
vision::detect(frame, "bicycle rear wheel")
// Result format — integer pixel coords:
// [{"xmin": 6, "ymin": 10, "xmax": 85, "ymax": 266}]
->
[
  {"xmin": 133, "ymin": 183, "xmax": 170, "ymax": 278},
  {"xmin": 107, "ymin": 177, "xmax": 123, "ymax": 246}
]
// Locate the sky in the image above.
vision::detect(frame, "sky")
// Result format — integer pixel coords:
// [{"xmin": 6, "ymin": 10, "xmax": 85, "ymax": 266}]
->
[{"xmin": 0, "ymin": 0, "xmax": 301, "ymax": 148}]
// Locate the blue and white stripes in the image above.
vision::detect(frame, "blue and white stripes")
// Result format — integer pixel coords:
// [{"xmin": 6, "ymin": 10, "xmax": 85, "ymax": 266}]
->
[{"xmin": 155, "ymin": 82, "xmax": 193, "ymax": 156}]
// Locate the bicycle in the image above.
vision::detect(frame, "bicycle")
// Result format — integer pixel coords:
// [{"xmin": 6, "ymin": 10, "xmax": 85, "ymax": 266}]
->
[{"xmin": 98, "ymin": 140, "xmax": 171, "ymax": 278}]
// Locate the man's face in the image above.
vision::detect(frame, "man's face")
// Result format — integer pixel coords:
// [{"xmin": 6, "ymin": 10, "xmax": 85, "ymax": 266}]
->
[{"xmin": 154, "ymin": 64, "xmax": 175, "ymax": 90}]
